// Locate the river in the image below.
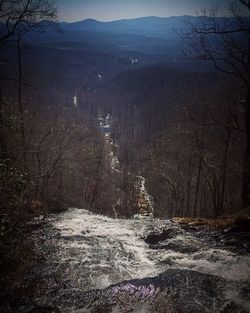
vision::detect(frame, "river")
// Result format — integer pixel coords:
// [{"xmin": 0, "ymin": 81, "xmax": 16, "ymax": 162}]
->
[
  {"xmin": 21, "ymin": 208, "xmax": 250, "ymax": 313},
  {"xmin": 6, "ymin": 112, "xmax": 249, "ymax": 313}
]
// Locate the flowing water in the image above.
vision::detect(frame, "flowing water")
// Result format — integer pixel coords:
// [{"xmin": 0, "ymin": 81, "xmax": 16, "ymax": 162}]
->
[
  {"xmin": 7, "ymin": 113, "xmax": 249, "ymax": 312},
  {"xmin": 23, "ymin": 208, "xmax": 250, "ymax": 313}
]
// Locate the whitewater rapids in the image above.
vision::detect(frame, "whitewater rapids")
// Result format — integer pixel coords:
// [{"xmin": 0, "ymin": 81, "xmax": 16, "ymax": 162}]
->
[{"xmin": 28, "ymin": 208, "xmax": 250, "ymax": 313}]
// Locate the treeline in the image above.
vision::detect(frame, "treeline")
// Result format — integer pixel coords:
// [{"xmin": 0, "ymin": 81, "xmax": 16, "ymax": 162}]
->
[
  {"xmin": 0, "ymin": 29, "xmax": 125, "ymax": 300},
  {"xmin": 1, "ymin": 77, "xmax": 127, "ymax": 222},
  {"xmin": 0, "ymin": 0, "xmax": 119, "ymax": 226},
  {"xmin": 93, "ymin": 66, "xmax": 245, "ymax": 218}
]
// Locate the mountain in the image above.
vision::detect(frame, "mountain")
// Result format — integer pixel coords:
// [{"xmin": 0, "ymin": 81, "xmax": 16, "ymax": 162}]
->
[
  {"xmin": 1, "ymin": 14, "xmax": 213, "ymax": 84},
  {"xmin": 61, "ymin": 16, "xmax": 195, "ymax": 39}
]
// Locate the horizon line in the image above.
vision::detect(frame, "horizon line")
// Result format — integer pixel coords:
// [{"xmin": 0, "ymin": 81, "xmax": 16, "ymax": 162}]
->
[
  {"xmin": 59, "ymin": 14, "xmax": 198, "ymax": 24},
  {"xmin": 59, "ymin": 13, "xmax": 231, "ymax": 24}
]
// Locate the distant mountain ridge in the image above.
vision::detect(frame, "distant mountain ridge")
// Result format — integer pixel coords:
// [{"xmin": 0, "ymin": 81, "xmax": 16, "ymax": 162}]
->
[{"xmin": 61, "ymin": 16, "xmax": 196, "ymax": 38}]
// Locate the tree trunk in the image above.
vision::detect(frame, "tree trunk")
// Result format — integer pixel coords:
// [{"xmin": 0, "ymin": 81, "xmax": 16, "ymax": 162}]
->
[
  {"xmin": 193, "ymin": 156, "xmax": 202, "ymax": 217},
  {"xmin": 193, "ymin": 122, "xmax": 205, "ymax": 217},
  {"xmin": 17, "ymin": 32, "xmax": 26, "ymax": 168},
  {"xmin": 220, "ymin": 125, "xmax": 231, "ymax": 213},
  {"xmin": 242, "ymin": 84, "xmax": 250, "ymax": 213},
  {"xmin": 242, "ymin": 36, "xmax": 250, "ymax": 213},
  {"xmin": 0, "ymin": 87, "xmax": 8, "ymax": 160}
]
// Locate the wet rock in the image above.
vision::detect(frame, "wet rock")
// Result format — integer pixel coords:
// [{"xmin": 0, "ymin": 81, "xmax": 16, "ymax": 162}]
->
[
  {"xmin": 228, "ymin": 218, "xmax": 250, "ymax": 233},
  {"xmin": 181, "ymin": 224, "xmax": 202, "ymax": 232},
  {"xmin": 21, "ymin": 221, "xmax": 46, "ymax": 233},
  {"xmin": 149, "ymin": 241, "xmax": 199, "ymax": 254},
  {"xmin": 54, "ymin": 232, "xmax": 60, "ymax": 239},
  {"xmin": 160, "ymin": 259, "xmax": 176, "ymax": 266},
  {"xmin": 243, "ymin": 243, "xmax": 250, "ymax": 252},
  {"xmin": 220, "ymin": 237, "xmax": 250, "ymax": 253},
  {"xmin": 81, "ymin": 229, "xmax": 90, "ymax": 235},
  {"xmin": 60, "ymin": 235, "xmax": 85, "ymax": 241},
  {"xmin": 144, "ymin": 229, "xmax": 176, "ymax": 245},
  {"xmin": 218, "ymin": 218, "xmax": 250, "ymax": 253},
  {"xmin": 28, "ymin": 306, "xmax": 60, "ymax": 313},
  {"xmin": 220, "ymin": 301, "xmax": 249, "ymax": 313},
  {"xmin": 48, "ymin": 269, "xmax": 248, "ymax": 313}
]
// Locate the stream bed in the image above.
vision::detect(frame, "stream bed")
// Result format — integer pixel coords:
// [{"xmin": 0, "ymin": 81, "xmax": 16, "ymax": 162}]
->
[{"xmin": 10, "ymin": 208, "xmax": 250, "ymax": 313}]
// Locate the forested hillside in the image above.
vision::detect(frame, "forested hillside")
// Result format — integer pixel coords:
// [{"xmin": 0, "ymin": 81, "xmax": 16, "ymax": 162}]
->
[
  {"xmin": 0, "ymin": 6, "xmax": 248, "ymax": 220},
  {"xmin": 92, "ymin": 67, "xmax": 245, "ymax": 217},
  {"xmin": 0, "ymin": 1, "xmax": 250, "ymax": 311}
]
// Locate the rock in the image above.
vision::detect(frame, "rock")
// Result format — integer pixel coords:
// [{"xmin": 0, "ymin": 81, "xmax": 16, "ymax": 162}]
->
[
  {"xmin": 181, "ymin": 224, "xmax": 200, "ymax": 232},
  {"xmin": 243, "ymin": 243, "xmax": 250, "ymax": 252},
  {"xmin": 54, "ymin": 232, "xmax": 60, "ymax": 239},
  {"xmin": 220, "ymin": 301, "xmax": 249, "ymax": 313},
  {"xmin": 234, "ymin": 218, "xmax": 250, "ymax": 231},
  {"xmin": 218, "ymin": 218, "xmax": 250, "ymax": 253},
  {"xmin": 225, "ymin": 218, "xmax": 250, "ymax": 233},
  {"xmin": 60, "ymin": 235, "xmax": 85, "ymax": 241},
  {"xmin": 29, "ymin": 306, "xmax": 60, "ymax": 313},
  {"xmin": 145, "ymin": 229, "xmax": 175, "ymax": 245},
  {"xmin": 149, "ymin": 241, "xmax": 199, "ymax": 254},
  {"xmin": 51, "ymin": 269, "xmax": 248, "ymax": 313}
]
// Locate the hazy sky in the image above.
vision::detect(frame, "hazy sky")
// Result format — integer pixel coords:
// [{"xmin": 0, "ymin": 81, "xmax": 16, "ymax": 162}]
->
[{"xmin": 57, "ymin": 0, "xmax": 229, "ymax": 22}]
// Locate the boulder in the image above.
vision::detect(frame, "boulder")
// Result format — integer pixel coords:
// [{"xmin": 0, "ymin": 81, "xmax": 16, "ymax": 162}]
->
[{"xmin": 145, "ymin": 229, "xmax": 175, "ymax": 245}]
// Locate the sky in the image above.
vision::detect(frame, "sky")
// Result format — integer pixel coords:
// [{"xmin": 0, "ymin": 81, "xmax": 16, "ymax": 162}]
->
[{"xmin": 57, "ymin": 0, "xmax": 229, "ymax": 22}]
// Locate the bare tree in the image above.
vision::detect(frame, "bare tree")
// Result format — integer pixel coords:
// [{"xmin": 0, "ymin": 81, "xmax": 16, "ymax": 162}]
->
[
  {"xmin": 0, "ymin": 0, "xmax": 57, "ymax": 43},
  {"xmin": 184, "ymin": 0, "xmax": 250, "ymax": 212},
  {"xmin": 0, "ymin": 0, "xmax": 57, "ymax": 162}
]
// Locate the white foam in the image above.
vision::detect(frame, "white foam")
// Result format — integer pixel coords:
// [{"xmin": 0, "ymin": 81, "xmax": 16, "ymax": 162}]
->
[
  {"xmin": 47, "ymin": 208, "xmax": 250, "ymax": 295},
  {"xmin": 52, "ymin": 209, "xmax": 166, "ymax": 290}
]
